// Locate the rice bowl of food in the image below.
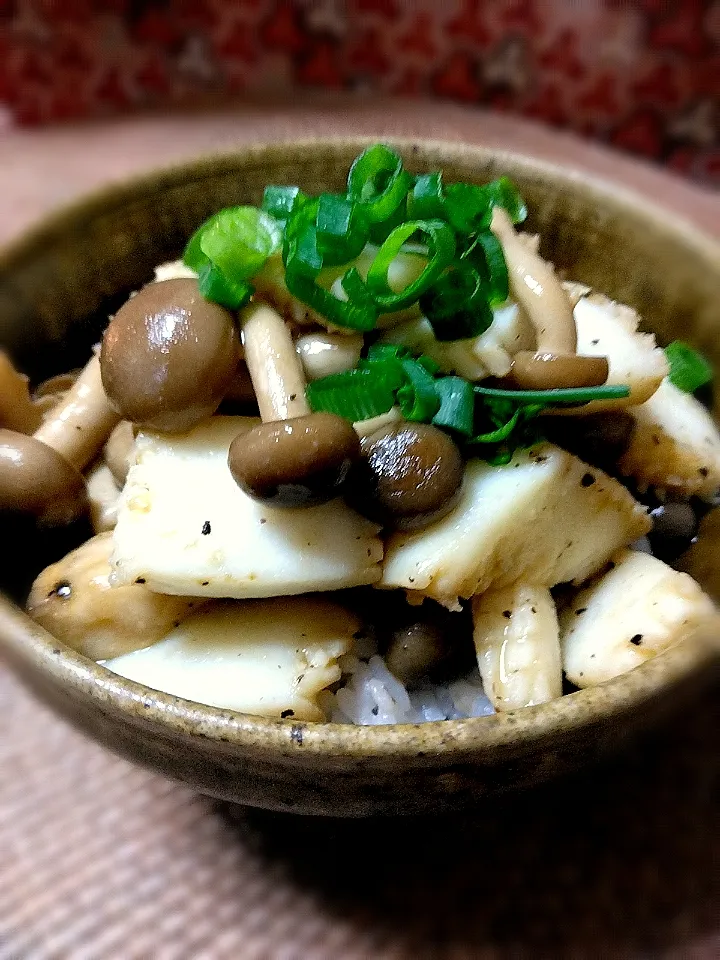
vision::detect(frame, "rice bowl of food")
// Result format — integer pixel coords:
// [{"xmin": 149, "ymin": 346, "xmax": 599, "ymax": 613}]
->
[{"xmin": 1, "ymin": 138, "xmax": 719, "ymax": 815}]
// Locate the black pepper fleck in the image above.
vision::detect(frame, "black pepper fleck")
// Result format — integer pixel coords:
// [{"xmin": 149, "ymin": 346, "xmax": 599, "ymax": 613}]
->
[
  {"xmin": 630, "ymin": 634, "xmax": 643, "ymax": 646},
  {"xmin": 201, "ymin": 520, "xmax": 211, "ymax": 535},
  {"xmin": 260, "ymin": 518, "xmax": 267, "ymax": 524},
  {"xmin": 289, "ymin": 393, "xmax": 297, "ymax": 401},
  {"xmin": 575, "ymin": 608, "xmax": 587, "ymax": 615},
  {"xmin": 135, "ymin": 577, "xmax": 146, "ymax": 585},
  {"xmin": 503, "ymin": 610, "xmax": 512, "ymax": 619},
  {"xmin": 699, "ymin": 467, "xmax": 709, "ymax": 477},
  {"xmin": 201, "ymin": 580, "xmax": 209, "ymax": 586},
  {"xmin": 581, "ymin": 473, "xmax": 596, "ymax": 487},
  {"xmin": 281, "ymin": 709, "xmax": 295, "ymax": 719},
  {"xmin": 591, "ymin": 339, "xmax": 599, "ymax": 346},
  {"xmin": 371, "ymin": 706, "xmax": 379, "ymax": 716}
]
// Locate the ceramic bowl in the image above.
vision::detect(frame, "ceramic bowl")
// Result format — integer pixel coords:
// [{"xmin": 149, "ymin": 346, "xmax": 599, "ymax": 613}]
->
[{"xmin": 1, "ymin": 138, "xmax": 719, "ymax": 816}]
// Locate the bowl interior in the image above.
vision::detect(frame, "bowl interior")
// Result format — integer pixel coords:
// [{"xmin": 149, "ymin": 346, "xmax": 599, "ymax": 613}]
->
[{"xmin": 1, "ymin": 137, "xmax": 720, "ymax": 788}]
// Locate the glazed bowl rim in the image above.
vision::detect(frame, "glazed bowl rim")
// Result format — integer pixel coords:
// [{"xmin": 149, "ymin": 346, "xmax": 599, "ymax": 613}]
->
[{"xmin": 2, "ymin": 135, "xmax": 720, "ymax": 761}]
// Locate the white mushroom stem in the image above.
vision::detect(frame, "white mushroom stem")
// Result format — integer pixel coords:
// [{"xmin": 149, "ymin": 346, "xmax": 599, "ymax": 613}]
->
[
  {"xmin": 296, "ymin": 331, "xmax": 363, "ymax": 381},
  {"xmin": 34, "ymin": 353, "xmax": 120, "ymax": 471},
  {"xmin": 86, "ymin": 461, "xmax": 121, "ymax": 533},
  {"xmin": 241, "ymin": 302, "xmax": 310, "ymax": 422},
  {"xmin": 103, "ymin": 420, "xmax": 136, "ymax": 487},
  {"xmin": 490, "ymin": 207, "xmax": 577, "ymax": 355},
  {"xmin": 0, "ymin": 351, "xmax": 43, "ymax": 434}
]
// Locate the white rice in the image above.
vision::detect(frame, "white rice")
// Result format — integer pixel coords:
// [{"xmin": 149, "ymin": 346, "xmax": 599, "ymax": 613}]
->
[{"xmin": 320, "ymin": 638, "xmax": 495, "ymax": 725}]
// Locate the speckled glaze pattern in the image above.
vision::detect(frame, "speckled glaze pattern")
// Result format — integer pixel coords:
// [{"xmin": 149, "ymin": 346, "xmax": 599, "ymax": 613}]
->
[{"xmin": 1, "ymin": 139, "xmax": 719, "ymax": 816}]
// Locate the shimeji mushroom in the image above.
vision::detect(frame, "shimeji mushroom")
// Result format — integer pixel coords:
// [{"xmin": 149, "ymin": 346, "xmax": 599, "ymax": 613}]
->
[
  {"xmin": 227, "ymin": 302, "xmax": 361, "ymax": 507},
  {"xmin": 491, "ymin": 208, "xmax": 609, "ymax": 390},
  {"xmin": 0, "ymin": 353, "xmax": 120, "ymax": 525},
  {"xmin": 100, "ymin": 278, "xmax": 240, "ymax": 433},
  {"xmin": 550, "ymin": 293, "xmax": 668, "ymax": 417},
  {"xmin": 86, "ymin": 461, "xmax": 121, "ymax": 533},
  {"xmin": 295, "ymin": 330, "xmax": 364, "ymax": 381},
  {"xmin": 346, "ymin": 421, "xmax": 464, "ymax": 530},
  {"xmin": 0, "ymin": 350, "xmax": 43, "ymax": 433},
  {"xmin": 32, "ymin": 370, "xmax": 82, "ymax": 421},
  {"xmin": 103, "ymin": 420, "xmax": 136, "ymax": 487},
  {"xmin": 27, "ymin": 532, "xmax": 199, "ymax": 660}
]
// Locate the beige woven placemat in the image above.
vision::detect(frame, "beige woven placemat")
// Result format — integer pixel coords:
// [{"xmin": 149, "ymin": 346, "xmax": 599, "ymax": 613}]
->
[
  {"xmin": 2, "ymin": 661, "xmax": 719, "ymax": 960},
  {"xmin": 2, "ymin": 103, "xmax": 720, "ymax": 960}
]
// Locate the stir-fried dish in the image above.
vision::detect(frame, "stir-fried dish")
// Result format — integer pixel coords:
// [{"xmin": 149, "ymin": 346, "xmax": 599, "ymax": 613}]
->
[{"xmin": 4, "ymin": 144, "xmax": 720, "ymax": 724}]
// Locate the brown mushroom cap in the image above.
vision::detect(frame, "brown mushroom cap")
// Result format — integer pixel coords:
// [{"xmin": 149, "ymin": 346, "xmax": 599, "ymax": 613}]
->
[
  {"xmin": 510, "ymin": 352, "xmax": 609, "ymax": 390},
  {"xmin": 228, "ymin": 412, "xmax": 360, "ymax": 507},
  {"xmin": 385, "ymin": 621, "xmax": 451, "ymax": 687},
  {"xmin": 0, "ymin": 429, "xmax": 87, "ymax": 525},
  {"xmin": 347, "ymin": 422, "xmax": 464, "ymax": 528},
  {"xmin": 0, "ymin": 351, "xmax": 42, "ymax": 434},
  {"xmin": 100, "ymin": 278, "xmax": 240, "ymax": 432}
]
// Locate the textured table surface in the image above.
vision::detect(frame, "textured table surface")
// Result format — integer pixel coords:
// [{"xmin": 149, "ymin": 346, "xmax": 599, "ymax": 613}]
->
[{"xmin": 1, "ymin": 99, "xmax": 719, "ymax": 960}]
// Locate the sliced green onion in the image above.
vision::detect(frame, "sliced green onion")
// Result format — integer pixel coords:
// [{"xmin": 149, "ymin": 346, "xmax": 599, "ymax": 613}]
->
[
  {"xmin": 472, "ymin": 231, "xmax": 509, "ymax": 304},
  {"xmin": 396, "ymin": 358, "xmax": 440, "ymax": 422},
  {"xmin": 407, "ymin": 173, "xmax": 445, "ymax": 220},
  {"xmin": 199, "ymin": 207, "xmax": 282, "ymax": 281},
  {"xmin": 444, "ymin": 183, "xmax": 493, "ymax": 234},
  {"xmin": 261, "ymin": 185, "xmax": 307, "ymax": 221},
  {"xmin": 665, "ymin": 341, "xmax": 713, "ymax": 394},
  {"xmin": 285, "ymin": 271, "xmax": 377, "ymax": 332},
  {"xmin": 367, "ymin": 199, "xmax": 408, "ymax": 245},
  {"xmin": 473, "ymin": 384, "xmax": 630, "ymax": 405},
  {"xmin": 432, "ymin": 377, "xmax": 474, "ymax": 437},
  {"xmin": 282, "ymin": 197, "xmax": 320, "ymax": 249},
  {"xmin": 486, "ymin": 176, "xmax": 527, "ymax": 224},
  {"xmin": 417, "ymin": 354, "xmax": 441, "ymax": 375},
  {"xmin": 420, "ymin": 262, "xmax": 494, "ymax": 341},
  {"xmin": 306, "ymin": 368, "xmax": 396, "ymax": 420},
  {"xmin": 315, "ymin": 193, "xmax": 368, "ymax": 266},
  {"xmin": 284, "ymin": 224, "xmax": 324, "ymax": 278},
  {"xmin": 347, "ymin": 144, "xmax": 412, "ymax": 225},
  {"xmin": 485, "ymin": 448, "xmax": 515, "ymax": 466},
  {"xmin": 357, "ymin": 353, "xmax": 407, "ymax": 392},
  {"xmin": 183, "ymin": 220, "xmax": 212, "ymax": 271},
  {"xmin": 468, "ymin": 408, "xmax": 522, "ymax": 444},
  {"xmin": 197, "ymin": 263, "xmax": 253, "ymax": 309},
  {"xmin": 365, "ymin": 219, "xmax": 456, "ymax": 311},
  {"xmin": 366, "ymin": 343, "xmax": 412, "ymax": 362}
]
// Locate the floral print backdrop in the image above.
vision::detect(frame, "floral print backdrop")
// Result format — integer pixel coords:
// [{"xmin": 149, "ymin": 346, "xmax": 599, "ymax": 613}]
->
[{"xmin": 0, "ymin": 0, "xmax": 718, "ymax": 185}]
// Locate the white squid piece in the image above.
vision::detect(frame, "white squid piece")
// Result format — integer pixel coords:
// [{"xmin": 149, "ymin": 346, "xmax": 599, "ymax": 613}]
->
[
  {"xmin": 105, "ymin": 596, "xmax": 359, "ymax": 721},
  {"xmin": 560, "ymin": 549, "xmax": 718, "ymax": 688},
  {"xmin": 472, "ymin": 584, "xmax": 562, "ymax": 711}
]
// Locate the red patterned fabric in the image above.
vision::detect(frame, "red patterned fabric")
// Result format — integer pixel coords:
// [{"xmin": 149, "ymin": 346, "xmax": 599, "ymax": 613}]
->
[{"xmin": 0, "ymin": 1, "xmax": 718, "ymax": 185}]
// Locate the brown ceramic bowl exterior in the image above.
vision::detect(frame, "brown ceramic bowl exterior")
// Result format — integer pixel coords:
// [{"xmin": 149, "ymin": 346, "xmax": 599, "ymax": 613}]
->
[{"xmin": 1, "ymin": 138, "xmax": 720, "ymax": 816}]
